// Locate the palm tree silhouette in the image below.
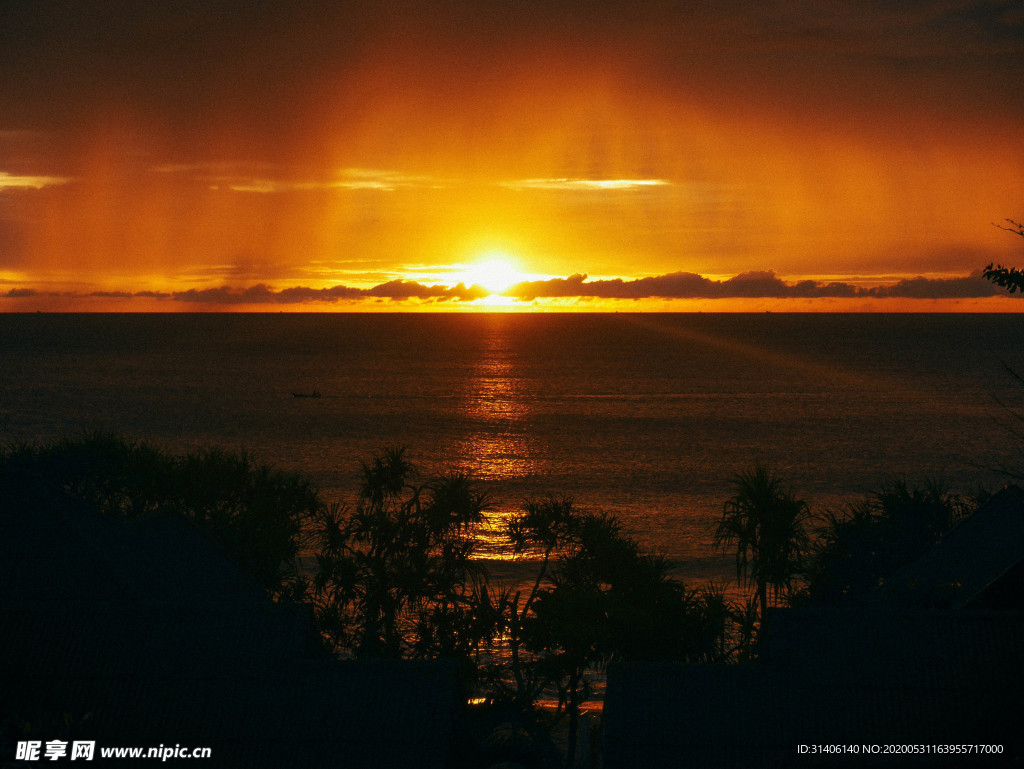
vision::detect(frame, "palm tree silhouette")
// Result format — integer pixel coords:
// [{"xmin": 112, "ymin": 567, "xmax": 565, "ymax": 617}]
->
[{"xmin": 714, "ymin": 466, "xmax": 810, "ymax": 635}]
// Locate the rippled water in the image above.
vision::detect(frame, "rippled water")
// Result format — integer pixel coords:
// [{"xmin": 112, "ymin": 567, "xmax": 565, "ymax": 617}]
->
[{"xmin": 2, "ymin": 312, "xmax": 1022, "ymax": 580}]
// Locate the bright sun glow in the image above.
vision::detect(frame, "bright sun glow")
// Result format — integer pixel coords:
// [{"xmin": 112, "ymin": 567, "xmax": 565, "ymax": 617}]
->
[{"xmin": 462, "ymin": 255, "xmax": 524, "ymax": 294}]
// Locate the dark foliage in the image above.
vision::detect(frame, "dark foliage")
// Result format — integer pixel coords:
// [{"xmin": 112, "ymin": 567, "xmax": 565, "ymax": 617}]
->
[
  {"xmin": 501, "ymin": 497, "xmax": 730, "ymax": 767},
  {"xmin": 982, "ymin": 218, "xmax": 1024, "ymax": 292},
  {"xmin": 800, "ymin": 478, "xmax": 977, "ymax": 606},
  {"xmin": 20, "ymin": 438, "xmax": 964, "ymax": 766},
  {"xmin": 310, "ymin": 448, "xmax": 498, "ymax": 676},
  {"xmin": 714, "ymin": 466, "xmax": 811, "ymax": 640},
  {"xmin": 0, "ymin": 434, "xmax": 319, "ymax": 599},
  {"xmin": 983, "ymin": 263, "xmax": 1024, "ymax": 293}
]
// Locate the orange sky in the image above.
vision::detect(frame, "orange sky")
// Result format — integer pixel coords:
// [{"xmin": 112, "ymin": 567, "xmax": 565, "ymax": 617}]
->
[{"xmin": 1, "ymin": 1, "xmax": 1023, "ymax": 311}]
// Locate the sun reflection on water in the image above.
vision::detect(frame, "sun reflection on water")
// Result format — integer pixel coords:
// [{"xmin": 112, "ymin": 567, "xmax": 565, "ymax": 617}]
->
[{"xmin": 456, "ymin": 320, "xmax": 546, "ymax": 560}]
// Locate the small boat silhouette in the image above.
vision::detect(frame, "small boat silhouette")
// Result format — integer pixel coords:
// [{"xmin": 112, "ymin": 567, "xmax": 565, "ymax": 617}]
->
[{"xmin": 292, "ymin": 390, "xmax": 322, "ymax": 399}]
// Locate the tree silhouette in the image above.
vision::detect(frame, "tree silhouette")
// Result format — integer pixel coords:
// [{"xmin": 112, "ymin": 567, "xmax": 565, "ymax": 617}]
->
[
  {"xmin": 501, "ymin": 496, "xmax": 578, "ymax": 709},
  {"xmin": 714, "ymin": 466, "xmax": 810, "ymax": 637},
  {"xmin": 800, "ymin": 478, "xmax": 976, "ymax": 607},
  {"xmin": 505, "ymin": 497, "xmax": 728, "ymax": 767},
  {"xmin": 983, "ymin": 219, "xmax": 1024, "ymax": 292},
  {"xmin": 0, "ymin": 434, "xmax": 320, "ymax": 599},
  {"xmin": 4, "ymin": 438, "xmax": 771, "ymax": 765},
  {"xmin": 310, "ymin": 448, "xmax": 496, "ymax": 671}
]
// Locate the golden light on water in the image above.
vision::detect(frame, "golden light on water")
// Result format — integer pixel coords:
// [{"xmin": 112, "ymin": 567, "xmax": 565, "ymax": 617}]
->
[{"xmin": 456, "ymin": 319, "xmax": 545, "ymax": 559}]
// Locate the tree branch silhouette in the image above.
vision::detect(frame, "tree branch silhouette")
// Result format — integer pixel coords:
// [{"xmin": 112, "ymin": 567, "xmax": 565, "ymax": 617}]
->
[{"xmin": 983, "ymin": 219, "xmax": 1024, "ymax": 292}]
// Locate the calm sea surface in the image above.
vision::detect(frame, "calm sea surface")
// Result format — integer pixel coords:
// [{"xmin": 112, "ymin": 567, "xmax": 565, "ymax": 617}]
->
[{"xmin": 3, "ymin": 312, "xmax": 1023, "ymax": 581}]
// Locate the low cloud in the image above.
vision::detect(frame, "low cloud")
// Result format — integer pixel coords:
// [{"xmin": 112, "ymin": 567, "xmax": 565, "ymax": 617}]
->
[
  {"xmin": 506, "ymin": 270, "xmax": 1004, "ymax": 300},
  {"xmin": 1, "ymin": 270, "xmax": 1014, "ymax": 306},
  {"xmin": 173, "ymin": 285, "xmax": 281, "ymax": 304},
  {"xmin": 164, "ymin": 280, "xmax": 488, "ymax": 305},
  {"xmin": 862, "ymin": 275, "xmax": 1004, "ymax": 299}
]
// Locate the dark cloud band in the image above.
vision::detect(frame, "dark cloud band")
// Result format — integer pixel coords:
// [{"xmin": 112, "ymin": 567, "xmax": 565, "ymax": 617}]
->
[{"xmin": 4, "ymin": 270, "xmax": 1011, "ymax": 305}]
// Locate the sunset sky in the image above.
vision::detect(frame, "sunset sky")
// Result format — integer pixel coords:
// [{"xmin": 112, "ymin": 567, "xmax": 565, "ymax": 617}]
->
[{"xmin": 1, "ymin": 0, "xmax": 1023, "ymax": 310}]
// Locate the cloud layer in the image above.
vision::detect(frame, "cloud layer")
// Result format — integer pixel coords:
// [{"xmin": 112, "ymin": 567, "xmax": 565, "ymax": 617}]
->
[{"xmin": 4, "ymin": 270, "xmax": 1013, "ymax": 306}]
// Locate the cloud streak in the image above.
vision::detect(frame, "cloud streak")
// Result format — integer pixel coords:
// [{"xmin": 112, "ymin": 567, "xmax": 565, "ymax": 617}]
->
[
  {"xmin": 152, "ymin": 165, "xmax": 441, "ymax": 193},
  {"xmin": 196, "ymin": 170, "xmax": 669, "ymax": 195},
  {"xmin": 220, "ymin": 168, "xmax": 442, "ymax": 193},
  {"xmin": 501, "ymin": 178, "xmax": 671, "ymax": 191},
  {"xmin": 0, "ymin": 171, "xmax": 71, "ymax": 190}
]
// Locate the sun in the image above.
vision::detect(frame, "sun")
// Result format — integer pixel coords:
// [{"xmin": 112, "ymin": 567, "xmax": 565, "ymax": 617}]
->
[{"xmin": 462, "ymin": 254, "xmax": 524, "ymax": 295}]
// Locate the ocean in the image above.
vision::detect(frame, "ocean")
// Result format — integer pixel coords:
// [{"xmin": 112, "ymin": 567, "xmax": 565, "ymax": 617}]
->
[{"xmin": 2, "ymin": 312, "xmax": 1022, "ymax": 582}]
